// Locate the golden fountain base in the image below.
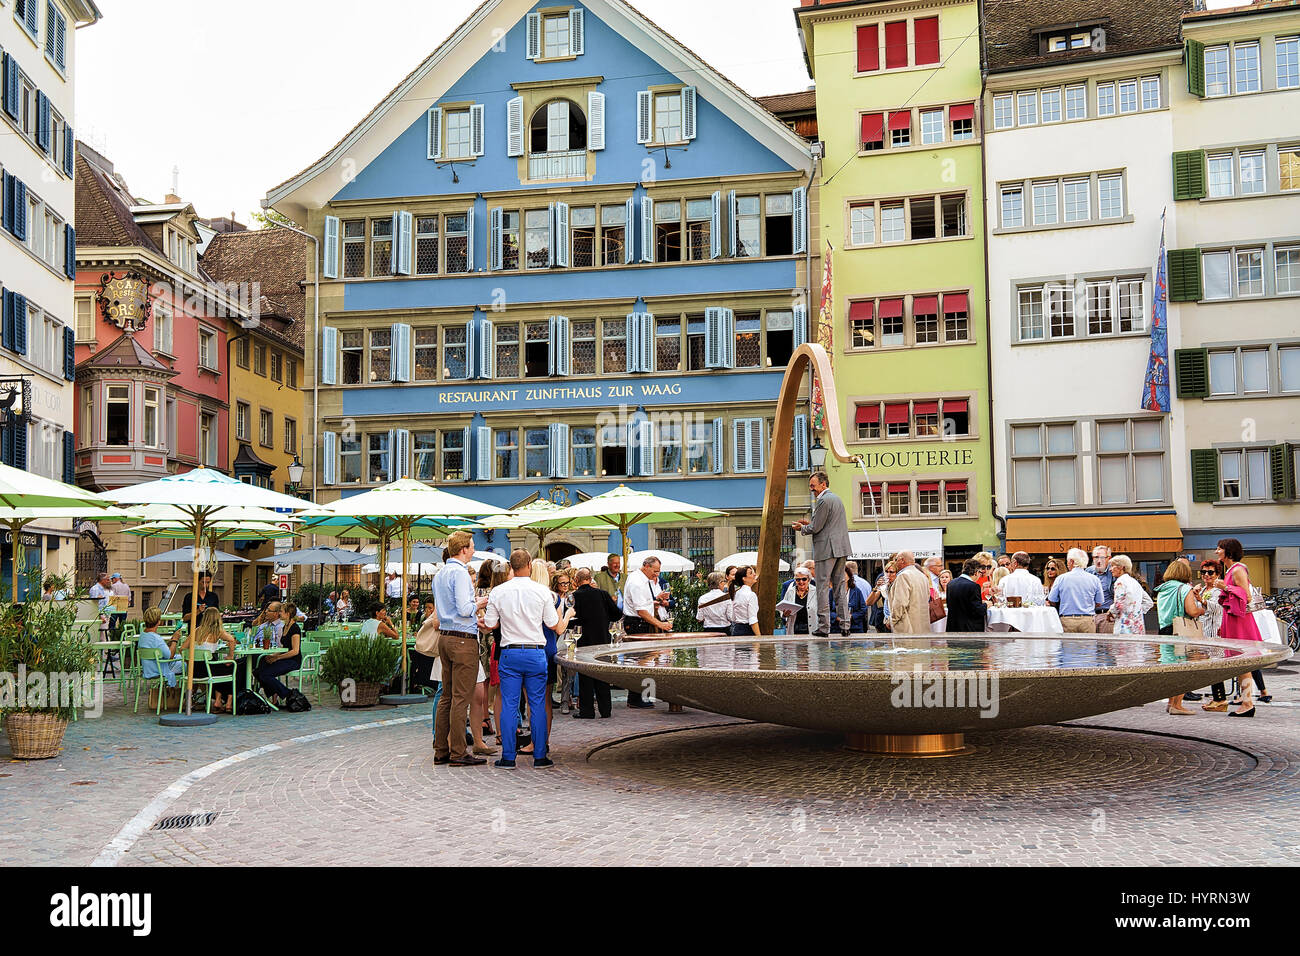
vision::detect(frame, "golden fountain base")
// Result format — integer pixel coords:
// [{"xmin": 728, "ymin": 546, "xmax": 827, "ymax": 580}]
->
[{"xmin": 844, "ymin": 732, "xmax": 974, "ymax": 757}]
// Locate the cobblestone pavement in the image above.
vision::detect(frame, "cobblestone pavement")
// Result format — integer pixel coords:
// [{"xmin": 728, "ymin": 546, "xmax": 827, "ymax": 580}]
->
[{"xmin": 4, "ymin": 665, "xmax": 1299, "ymax": 866}]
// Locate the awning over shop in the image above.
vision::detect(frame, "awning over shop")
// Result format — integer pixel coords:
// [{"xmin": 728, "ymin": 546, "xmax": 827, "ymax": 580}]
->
[
  {"xmin": 1005, "ymin": 513, "xmax": 1182, "ymax": 555},
  {"xmin": 849, "ymin": 528, "xmax": 944, "ymax": 561}
]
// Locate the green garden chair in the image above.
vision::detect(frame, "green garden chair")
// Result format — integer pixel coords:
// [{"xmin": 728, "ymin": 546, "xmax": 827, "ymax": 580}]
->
[
  {"xmin": 133, "ymin": 646, "xmax": 180, "ymax": 715},
  {"xmin": 179, "ymin": 649, "xmax": 238, "ymax": 716},
  {"xmin": 293, "ymin": 640, "xmax": 322, "ymax": 701}
]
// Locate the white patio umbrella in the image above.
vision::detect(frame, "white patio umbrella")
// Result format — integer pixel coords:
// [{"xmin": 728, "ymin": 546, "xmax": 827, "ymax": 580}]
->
[
  {"xmin": 715, "ymin": 552, "xmax": 791, "ymax": 573},
  {"xmin": 0, "ymin": 461, "xmax": 116, "ymax": 509},
  {"xmin": 104, "ymin": 468, "xmax": 316, "ymax": 725},
  {"xmin": 564, "ymin": 549, "xmax": 694, "ymax": 574},
  {"xmin": 0, "ymin": 504, "xmax": 136, "ymax": 601}
]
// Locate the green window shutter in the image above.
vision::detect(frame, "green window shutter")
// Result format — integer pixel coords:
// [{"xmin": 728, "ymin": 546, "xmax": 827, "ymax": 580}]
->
[
  {"xmin": 1174, "ymin": 348, "xmax": 1209, "ymax": 398},
  {"xmin": 1167, "ymin": 248, "xmax": 1202, "ymax": 302},
  {"xmin": 1186, "ymin": 39, "xmax": 1206, "ymax": 97},
  {"xmin": 1271, "ymin": 444, "xmax": 1296, "ymax": 500},
  {"xmin": 1172, "ymin": 150, "xmax": 1206, "ymax": 200},
  {"xmin": 1190, "ymin": 448, "xmax": 1220, "ymax": 502}
]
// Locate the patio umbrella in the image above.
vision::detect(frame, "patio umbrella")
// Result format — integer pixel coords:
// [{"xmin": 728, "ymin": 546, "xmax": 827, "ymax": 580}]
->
[
  {"xmin": 477, "ymin": 498, "xmax": 613, "ymax": 552},
  {"xmin": 140, "ymin": 546, "xmax": 249, "ymax": 564},
  {"xmin": 0, "ymin": 504, "xmax": 136, "ymax": 601},
  {"xmin": 125, "ymin": 521, "xmax": 298, "ymax": 543},
  {"xmin": 715, "ymin": 552, "xmax": 791, "ymax": 573},
  {"xmin": 301, "ymin": 479, "xmax": 505, "ymax": 703},
  {"xmin": 527, "ymin": 485, "xmax": 724, "ymax": 582},
  {"xmin": 564, "ymin": 549, "xmax": 694, "ymax": 574},
  {"xmin": 386, "ymin": 543, "xmax": 446, "ymax": 564},
  {"xmin": 105, "ymin": 468, "xmax": 316, "ymax": 726},
  {"xmin": 273, "ymin": 546, "xmax": 371, "ymax": 566},
  {"xmin": 0, "ymin": 461, "xmax": 117, "ymax": 510}
]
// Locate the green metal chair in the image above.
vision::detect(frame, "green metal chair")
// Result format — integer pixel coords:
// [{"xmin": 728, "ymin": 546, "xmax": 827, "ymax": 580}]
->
[
  {"xmin": 122, "ymin": 621, "xmax": 141, "ymax": 639},
  {"xmin": 293, "ymin": 640, "xmax": 322, "ymax": 701},
  {"xmin": 133, "ymin": 646, "xmax": 181, "ymax": 715},
  {"xmin": 179, "ymin": 649, "xmax": 238, "ymax": 716}
]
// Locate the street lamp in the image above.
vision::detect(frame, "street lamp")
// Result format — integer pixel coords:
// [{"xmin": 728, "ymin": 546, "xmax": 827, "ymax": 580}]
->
[
  {"xmin": 286, "ymin": 455, "xmax": 305, "ymax": 493},
  {"xmin": 810, "ymin": 438, "xmax": 827, "ymax": 470}
]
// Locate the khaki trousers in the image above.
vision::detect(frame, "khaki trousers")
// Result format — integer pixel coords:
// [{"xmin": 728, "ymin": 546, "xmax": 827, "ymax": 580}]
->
[
  {"xmin": 433, "ymin": 633, "xmax": 479, "ymax": 760},
  {"xmin": 1061, "ymin": 615, "xmax": 1096, "ymax": 633}
]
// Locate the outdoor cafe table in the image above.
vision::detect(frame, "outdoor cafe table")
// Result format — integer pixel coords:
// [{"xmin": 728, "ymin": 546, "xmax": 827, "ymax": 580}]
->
[
  {"xmin": 231, "ymin": 645, "xmax": 280, "ymax": 710},
  {"xmin": 986, "ymin": 605, "xmax": 1064, "ymax": 634}
]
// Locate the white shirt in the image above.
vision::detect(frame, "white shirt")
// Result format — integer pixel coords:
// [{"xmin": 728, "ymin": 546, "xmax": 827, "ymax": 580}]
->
[
  {"xmin": 695, "ymin": 589, "xmax": 732, "ymax": 629},
  {"xmin": 730, "ymin": 585, "xmax": 758, "ymax": 626},
  {"xmin": 1001, "ymin": 568, "xmax": 1045, "ymax": 604},
  {"xmin": 484, "ymin": 576, "xmax": 559, "ymax": 648},
  {"xmin": 622, "ymin": 569, "xmax": 659, "ymax": 618},
  {"xmin": 385, "ymin": 577, "xmax": 402, "ymax": 599}
]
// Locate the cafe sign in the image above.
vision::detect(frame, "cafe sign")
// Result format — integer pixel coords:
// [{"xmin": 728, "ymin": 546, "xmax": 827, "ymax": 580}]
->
[{"xmin": 98, "ymin": 272, "xmax": 153, "ymax": 332}]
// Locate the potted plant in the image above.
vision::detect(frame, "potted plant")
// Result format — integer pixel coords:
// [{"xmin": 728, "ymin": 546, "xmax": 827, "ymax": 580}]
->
[
  {"xmin": 0, "ymin": 571, "xmax": 98, "ymax": 759},
  {"xmin": 317, "ymin": 634, "xmax": 400, "ymax": 708}
]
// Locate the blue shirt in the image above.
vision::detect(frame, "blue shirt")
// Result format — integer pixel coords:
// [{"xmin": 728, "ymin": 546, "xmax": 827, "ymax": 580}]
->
[
  {"xmin": 1087, "ymin": 566, "xmax": 1115, "ymax": 607},
  {"xmin": 1049, "ymin": 568, "xmax": 1105, "ymax": 616},
  {"xmin": 138, "ymin": 631, "xmax": 183, "ymax": 686},
  {"xmin": 434, "ymin": 558, "xmax": 478, "ymax": 634}
]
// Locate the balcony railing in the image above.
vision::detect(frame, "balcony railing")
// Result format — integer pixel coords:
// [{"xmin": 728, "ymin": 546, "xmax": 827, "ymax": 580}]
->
[{"xmin": 528, "ymin": 149, "xmax": 586, "ymax": 181}]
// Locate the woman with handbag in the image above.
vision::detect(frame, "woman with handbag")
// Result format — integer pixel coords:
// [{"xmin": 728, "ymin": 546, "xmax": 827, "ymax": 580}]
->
[
  {"xmin": 1215, "ymin": 538, "xmax": 1264, "ymax": 717},
  {"xmin": 1155, "ymin": 559, "xmax": 1205, "ymax": 715}
]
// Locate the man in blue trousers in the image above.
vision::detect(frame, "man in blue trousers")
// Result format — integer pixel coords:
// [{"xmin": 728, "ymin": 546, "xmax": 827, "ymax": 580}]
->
[{"xmin": 484, "ymin": 549, "xmax": 560, "ymax": 769}]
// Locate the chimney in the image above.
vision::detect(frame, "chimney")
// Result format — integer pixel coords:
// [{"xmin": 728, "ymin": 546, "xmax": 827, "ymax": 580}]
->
[{"xmin": 164, "ymin": 193, "xmax": 182, "ymax": 204}]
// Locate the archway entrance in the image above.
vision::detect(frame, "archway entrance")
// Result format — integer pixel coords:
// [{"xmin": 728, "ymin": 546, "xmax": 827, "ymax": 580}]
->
[{"xmin": 545, "ymin": 541, "xmax": 580, "ymax": 563}]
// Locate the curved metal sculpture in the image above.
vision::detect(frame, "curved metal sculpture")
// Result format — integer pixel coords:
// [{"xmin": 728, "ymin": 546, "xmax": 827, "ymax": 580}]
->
[{"xmin": 755, "ymin": 343, "xmax": 858, "ymax": 627}]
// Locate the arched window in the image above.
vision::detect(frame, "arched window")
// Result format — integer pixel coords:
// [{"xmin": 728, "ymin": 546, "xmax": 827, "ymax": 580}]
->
[{"xmin": 530, "ymin": 99, "xmax": 586, "ymax": 153}]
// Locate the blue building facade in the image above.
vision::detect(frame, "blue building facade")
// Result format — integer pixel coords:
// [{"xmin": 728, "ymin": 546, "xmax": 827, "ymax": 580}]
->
[{"xmin": 267, "ymin": 0, "xmax": 818, "ymax": 564}]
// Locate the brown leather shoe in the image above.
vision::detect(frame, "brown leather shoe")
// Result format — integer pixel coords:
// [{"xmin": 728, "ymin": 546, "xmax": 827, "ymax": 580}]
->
[{"xmin": 448, "ymin": 755, "xmax": 487, "ymax": 766}]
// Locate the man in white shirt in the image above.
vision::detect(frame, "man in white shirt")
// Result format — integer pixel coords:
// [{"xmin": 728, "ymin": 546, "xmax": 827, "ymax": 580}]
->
[
  {"xmin": 621, "ymin": 555, "xmax": 671, "ymax": 709},
  {"xmin": 484, "ymin": 549, "xmax": 560, "ymax": 769},
  {"xmin": 385, "ymin": 572, "xmax": 402, "ymax": 602},
  {"xmin": 1001, "ymin": 551, "xmax": 1046, "ymax": 605}
]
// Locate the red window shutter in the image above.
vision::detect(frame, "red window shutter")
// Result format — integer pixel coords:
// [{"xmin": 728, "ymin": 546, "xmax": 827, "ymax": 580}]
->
[
  {"xmin": 884, "ymin": 402, "xmax": 910, "ymax": 424},
  {"xmin": 945, "ymin": 480, "xmax": 968, "ymax": 493},
  {"xmin": 860, "ymin": 112, "xmax": 884, "ymax": 146},
  {"xmin": 884, "ymin": 20, "xmax": 908, "ymax": 69},
  {"xmin": 878, "ymin": 298, "xmax": 904, "ymax": 319},
  {"xmin": 942, "ymin": 292, "xmax": 969, "ymax": 314},
  {"xmin": 942, "ymin": 398, "xmax": 969, "ymax": 414},
  {"xmin": 855, "ymin": 404, "xmax": 880, "ymax": 424},
  {"xmin": 856, "ymin": 24, "xmax": 880, "ymax": 72},
  {"xmin": 949, "ymin": 102, "xmax": 975, "ymax": 122},
  {"xmin": 888, "ymin": 110, "xmax": 911, "ymax": 131},
  {"xmin": 914, "ymin": 16, "xmax": 940, "ymax": 65},
  {"xmin": 917, "ymin": 481, "xmax": 940, "ymax": 492},
  {"xmin": 849, "ymin": 300, "xmax": 875, "ymax": 321},
  {"xmin": 914, "ymin": 400, "xmax": 939, "ymax": 415},
  {"xmin": 912, "ymin": 295, "xmax": 938, "ymax": 314}
]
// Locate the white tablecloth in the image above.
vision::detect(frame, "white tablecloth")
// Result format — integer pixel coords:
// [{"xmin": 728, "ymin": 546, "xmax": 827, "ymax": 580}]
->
[
  {"xmin": 986, "ymin": 605, "xmax": 1064, "ymax": 634},
  {"xmin": 1254, "ymin": 609, "xmax": 1283, "ymax": 644}
]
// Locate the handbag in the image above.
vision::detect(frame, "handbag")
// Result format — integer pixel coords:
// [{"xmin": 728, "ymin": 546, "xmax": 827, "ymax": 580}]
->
[
  {"xmin": 414, "ymin": 619, "xmax": 441, "ymax": 657},
  {"xmin": 928, "ymin": 590, "xmax": 946, "ymax": 623},
  {"xmin": 1172, "ymin": 585, "xmax": 1200, "ymax": 639}
]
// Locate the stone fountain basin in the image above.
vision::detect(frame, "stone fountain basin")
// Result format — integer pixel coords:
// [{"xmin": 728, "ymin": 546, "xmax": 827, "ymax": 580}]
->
[{"xmin": 564, "ymin": 633, "xmax": 1292, "ymax": 734}]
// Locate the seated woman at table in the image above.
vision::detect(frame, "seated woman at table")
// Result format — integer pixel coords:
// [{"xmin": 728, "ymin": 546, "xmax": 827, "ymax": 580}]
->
[
  {"xmin": 335, "ymin": 590, "xmax": 353, "ymax": 621},
  {"xmin": 137, "ymin": 607, "xmax": 184, "ymax": 688},
  {"xmin": 361, "ymin": 605, "xmax": 401, "ymax": 642},
  {"xmin": 256, "ymin": 602, "xmax": 303, "ymax": 707},
  {"xmin": 179, "ymin": 606, "xmax": 240, "ymax": 712}
]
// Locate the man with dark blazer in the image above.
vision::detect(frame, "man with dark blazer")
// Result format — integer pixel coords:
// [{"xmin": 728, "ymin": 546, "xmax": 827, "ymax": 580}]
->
[
  {"xmin": 944, "ymin": 558, "xmax": 987, "ymax": 633},
  {"xmin": 569, "ymin": 567, "xmax": 621, "ymax": 718}
]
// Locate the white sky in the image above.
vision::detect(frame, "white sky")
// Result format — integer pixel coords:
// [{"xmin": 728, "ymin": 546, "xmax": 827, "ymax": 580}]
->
[{"xmin": 76, "ymin": 0, "xmax": 812, "ymax": 222}]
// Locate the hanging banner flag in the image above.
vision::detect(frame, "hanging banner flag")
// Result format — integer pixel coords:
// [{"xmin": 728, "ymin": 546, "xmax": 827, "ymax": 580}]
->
[
  {"xmin": 812, "ymin": 243, "xmax": 834, "ymax": 431},
  {"xmin": 1141, "ymin": 210, "xmax": 1171, "ymax": 413}
]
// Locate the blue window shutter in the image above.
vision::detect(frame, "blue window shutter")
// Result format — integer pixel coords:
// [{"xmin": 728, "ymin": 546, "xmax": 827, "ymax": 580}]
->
[
  {"xmin": 636, "ymin": 90, "xmax": 652, "ymax": 144},
  {"xmin": 2, "ymin": 172, "xmax": 12, "ymax": 235},
  {"xmin": 391, "ymin": 323, "xmax": 411, "ymax": 382},
  {"xmin": 624, "ymin": 197, "xmax": 635, "ymax": 264},
  {"xmin": 526, "ymin": 11, "xmax": 541, "ymax": 60},
  {"xmin": 63, "ymin": 431, "xmax": 74, "ymax": 483},
  {"xmin": 549, "ymin": 422, "xmax": 570, "ymax": 478},
  {"xmin": 320, "ymin": 326, "xmax": 337, "ymax": 385},
  {"xmin": 63, "ymin": 325, "xmax": 74, "ymax": 379},
  {"xmin": 393, "ymin": 428, "xmax": 410, "ymax": 479},
  {"xmin": 12, "ymin": 419, "xmax": 26, "ymax": 470},
  {"xmin": 426, "ymin": 107, "xmax": 442, "ymax": 160},
  {"xmin": 25, "ymin": 0, "xmax": 37, "ymax": 35},
  {"xmin": 751, "ymin": 418, "xmax": 765, "ymax": 473},
  {"xmin": 2, "ymin": 290, "xmax": 12, "ymax": 352},
  {"xmin": 64, "ymin": 224, "xmax": 76, "ymax": 279},
  {"xmin": 476, "ymin": 426, "xmax": 492, "ymax": 480},
  {"xmin": 640, "ymin": 196, "xmax": 654, "ymax": 263},
  {"xmin": 461, "ymin": 426, "xmax": 470, "ymax": 481},
  {"xmin": 731, "ymin": 419, "xmax": 747, "ymax": 473},
  {"xmin": 587, "ymin": 92, "xmax": 605, "ymax": 151},
  {"xmin": 1, "ymin": 426, "xmax": 12, "ymax": 468},
  {"xmin": 398, "ymin": 211, "xmax": 413, "ymax": 275},
  {"xmin": 793, "ymin": 304, "xmax": 808, "ymax": 347},
  {"xmin": 554, "ymin": 201, "xmax": 569, "ymax": 267},
  {"xmin": 12, "ymin": 294, "xmax": 26, "ymax": 356},
  {"xmin": 321, "ymin": 432, "xmax": 337, "ymax": 485},
  {"xmin": 14, "ymin": 179, "xmax": 26, "ymax": 242},
  {"xmin": 704, "ymin": 307, "xmax": 723, "ymax": 368},
  {"xmin": 465, "ymin": 320, "xmax": 478, "ymax": 378},
  {"xmin": 506, "ymin": 98, "xmax": 524, "ymax": 157},
  {"xmin": 721, "ymin": 308, "xmax": 735, "ymax": 367},
  {"xmin": 625, "ymin": 313, "xmax": 640, "ymax": 372},
  {"xmin": 727, "ymin": 191, "xmax": 737, "ymax": 257},
  {"xmin": 476, "ymin": 319, "xmax": 494, "ymax": 379},
  {"xmin": 638, "ymin": 420, "xmax": 655, "ymax": 476},
  {"xmin": 793, "ymin": 414, "xmax": 809, "ymax": 471},
  {"xmin": 556, "ymin": 315, "xmax": 570, "ymax": 376},
  {"xmin": 682, "ymin": 87, "xmax": 698, "ymax": 141},
  {"xmin": 465, "ymin": 207, "xmax": 475, "ymax": 271},
  {"xmin": 3, "ymin": 55, "xmax": 18, "ymax": 121},
  {"xmin": 712, "ymin": 417, "xmax": 723, "ymax": 473},
  {"xmin": 64, "ymin": 125, "xmax": 74, "ymax": 176},
  {"xmin": 322, "ymin": 216, "xmax": 339, "ymax": 279},
  {"xmin": 36, "ymin": 92, "xmax": 50, "ymax": 153},
  {"xmin": 470, "ymin": 104, "xmax": 485, "ymax": 158},
  {"xmin": 710, "ymin": 191, "xmax": 721, "ymax": 259}
]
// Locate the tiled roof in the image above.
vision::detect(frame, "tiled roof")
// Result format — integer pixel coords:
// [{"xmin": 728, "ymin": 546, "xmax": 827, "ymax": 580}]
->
[
  {"xmin": 1184, "ymin": 0, "xmax": 1300, "ymax": 21},
  {"xmin": 756, "ymin": 90, "xmax": 817, "ymax": 113},
  {"xmin": 75, "ymin": 145, "xmax": 158, "ymax": 252},
  {"xmin": 200, "ymin": 227, "xmax": 308, "ymax": 351},
  {"xmin": 78, "ymin": 332, "xmax": 175, "ymax": 374},
  {"xmin": 984, "ymin": 0, "xmax": 1192, "ymax": 73}
]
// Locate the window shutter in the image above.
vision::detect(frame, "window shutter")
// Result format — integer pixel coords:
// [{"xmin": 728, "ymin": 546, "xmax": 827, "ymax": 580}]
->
[
  {"xmin": 63, "ymin": 431, "xmax": 74, "ymax": 483},
  {"xmin": 322, "ymin": 432, "xmax": 337, "ymax": 485},
  {"xmin": 625, "ymin": 313, "xmax": 642, "ymax": 372},
  {"xmin": 2, "ymin": 173, "xmax": 11, "ymax": 235},
  {"xmin": 489, "ymin": 207, "xmax": 503, "ymax": 271},
  {"xmin": 794, "ymin": 304, "xmax": 808, "ymax": 347},
  {"xmin": 13, "ymin": 179, "xmax": 26, "ymax": 242},
  {"xmin": 637, "ymin": 420, "xmax": 655, "ymax": 476},
  {"xmin": 55, "ymin": 11, "xmax": 66, "ymax": 69},
  {"xmin": 506, "ymin": 96, "xmax": 524, "ymax": 157},
  {"xmin": 636, "ymin": 91, "xmax": 652, "ymax": 144},
  {"xmin": 526, "ymin": 11, "xmax": 541, "ymax": 60},
  {"xmin": 793, "ymin": 414, "xmax": 809, "ymax": 471},
  {"xmin": 640, "ymin": 311, "xmax": 654, "ymax": 373},
  {"xmin": 24, "ymin": 0, "xmax": 37, "ymax": 35},
  {"xmin": 1172, "ymin": 151, "xmax": 1206, "ymax": 201},
  {"xmin": 63, "ymin": 325, "xmax": 74, "ymax": 380},
  {"xmin": 569, "ymin": 8, "xmax": 585, "ymax": 55},
  {"xmin": 3, "ymin": 55, "xmax": 18, "ymax": 121},
  {"xmin": 710, "ymin": 191, "xmax": 721, "ymax": 259},
  {"xmin": 322, "ymin": 215, "xmax": 340, "ymax": 278},
  {"xmin": 554, "ymin": 201, "xmax": 569, "ymax": 267},
  {"xmin": 12, "ymin": 294, "xmax": 26, "ymax": 356},
  {"xmin": 0, "ymin": 426, "xmax": 10, "ymax": 468},
  {"xmin": 732, "ymin": 419, "xmax": 750, "ymax": 473},
  {"xmin": 640, "ymin": 195, "xmax": 653, "ymax": 263},
  {"xmin": 320, "ymin": 326, "xmax": 338, "ymax": 385},
  {"xmin": 712, "ymin": 418, "xmax": 723, "ymax": 473},
  {"xmin": 388, "ymin": 212, "xmax": 402, "ymax": 275},
  {"xmin": 587, "ymin": 92, "xmax": 605, "ymax": 151},
  {"xmin": 705, "ymin": 307, "xmax": 724, "ymax": 368},
  {"xmin": 2, "ymin": 291, "xmax": 13, "ymax": 353},
  {"xmin": 465, "ymin": 207, "xmax": 475, "ymax": 270},
  {"xmin": 64, "ymin": 125, "xmax": 74, "ymax": 176},
  {"xmin": 750, "ymin": 419, "xmax": 765, "ymax": 473},
  {"xmin": 727, "ymin": 191, "xmax": 738, "ymax": 257},
  {"xmin": 476, "ymin": 320, "xmax": 494, "ymax": 379},
  {"xmin": 391, "ymin": 323, "xmax": 412, "ymax": 382},
  {"xmin": 1190, "ymin": 448, "xmax": 1219, "ymax": 502},
  {"xmin": 1167, "ymin": 249, "xmax": 1202, "ymax": 302},
  {"xmin": 1185, "ymin": 39, "xmax": 1206, "ymax": 97},
  {"xmin": 792, "ymin": 186, "xmax": 807, "ymax": 254},
  {"xmin": 1271, "ymin": 444, "xmax": 1296, "ymax": 500},
  {"xmin": 470, "ymin": 104, "xmax": 485, "ymax": 158},
  {"xmin": 36, "ymin": 92, "xmax": 49, "ymax": 153},
  {"xmin": 461, "ymin": 426, "xmax": 471, "ymax": 481},
  {"xmin": 394, "ymin": 429, "xmax": 411, "ymax": 479},
  {"xmin": 64, "ymin": 224, "xmax": 76, "ymax": 279},
  {"xmin": 396, "ymin": 211, "xmax": 413, "ymax": 275},
  {"xmin": 681, "ymin": 87, "xmax": 698, "ymax": 141},
  {"xmin": 12, "ymin": 419, "xmax": 26, "ymax": 470},
  {"xmin": 427, "ymin": 107, "xmax": 442, "ymax": 160},
  {"xmin": 47, "ymin": 2, "xmax": 58, "ymax": 51},
  {"xmin": 550, "ymin": 422, "xmax": 570, "ymax": 478},
  {"xmin": 1174, "ymin": 348, "xmax": 1209, "ymax": 398},
  {"xmin": 476, "ymin": 426, "xmax": 492, "ymax": 480},
  {"xmin": 624, "ymin": 197, "xmax": 635, "ymax": 264},
  {"xmin": 549, "ymin": 315, "xmax": 571, "ymax": 376}
]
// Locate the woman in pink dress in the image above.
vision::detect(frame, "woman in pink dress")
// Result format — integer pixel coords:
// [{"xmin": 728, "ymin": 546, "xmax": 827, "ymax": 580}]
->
[{"xmin": 1214, "ymin": 538, "xmax": 1262, "ymax": 716}]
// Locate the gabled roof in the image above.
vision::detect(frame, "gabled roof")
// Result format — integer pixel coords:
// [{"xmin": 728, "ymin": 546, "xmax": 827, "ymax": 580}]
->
[
  {"xmin": 984, "ymin": 0, "xmax": 1192, "ymax": 74},
  {"xmin": 756, "ymin": 90, "xmax": 817, "ymax": 114},
  {"xmin": 265, "ymin": 0, "xmax": 813, "ymax": 220},
  {"xmin": 200, "ymin": 228, "xmax": 308, "ymax": 351},
  {"xmin": 76, "ymin": 145, "xmax": 157, "ymax": 251},
  {"xmin": 78, "ymin": 332, "xmax": 176, "ymax": 375}
]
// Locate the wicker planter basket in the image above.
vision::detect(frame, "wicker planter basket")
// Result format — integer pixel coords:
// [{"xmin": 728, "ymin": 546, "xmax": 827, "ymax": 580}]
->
[
  {"xmin": 342, "ymin": 680, "xmax": 383, "ymax": 709},
  {"xmin": 3, "ymin": 712, "xmax": 69, "ymax": 760}
]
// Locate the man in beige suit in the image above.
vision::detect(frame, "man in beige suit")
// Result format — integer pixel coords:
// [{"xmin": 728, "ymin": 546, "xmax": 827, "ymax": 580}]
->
[{"xmin": 888, "ymin": 551, "xmax": 933, "ymax": 635}]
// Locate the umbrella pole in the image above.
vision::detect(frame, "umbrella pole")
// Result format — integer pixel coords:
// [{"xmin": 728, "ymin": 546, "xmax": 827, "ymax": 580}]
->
[
  {"xmin": 7, "ymin": 518, "xmax": 21, "ymax": 604},
  {"xmin": 401, "ymin": 523, "xmax": 409, "ymax": 692},
  {"xmin": 184, "ymin": 517, "xmax": 203, "ymax": 717}
]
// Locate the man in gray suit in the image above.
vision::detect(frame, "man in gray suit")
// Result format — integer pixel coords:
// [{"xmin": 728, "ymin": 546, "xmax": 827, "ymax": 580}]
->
[{"xmin": 792, "ymin": 471, "xmax": 852, "ymax": 637}]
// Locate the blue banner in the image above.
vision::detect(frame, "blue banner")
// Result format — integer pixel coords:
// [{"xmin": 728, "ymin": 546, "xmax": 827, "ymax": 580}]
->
[{"xmin": 1142, "ymin": 213, "xmax": 1171, "ymax": 413}]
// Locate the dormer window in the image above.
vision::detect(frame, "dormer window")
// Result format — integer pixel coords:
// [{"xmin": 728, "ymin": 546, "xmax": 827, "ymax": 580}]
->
[
  {"xmin": 531, "ymin": 99, "xmax": 586, "ymax": 153},
  {"xmin": 543, "ymin": 13, "xmax": 570, "ymax": 58},
  {"xmin": 166, "ymin": 227, "xmax": 196, "ymax": 272},
  {"xmin": 1047, "ymin": 32, "xmax": 1091, "ymax": 52},
  {"xmin": 527, "ymin": 8, "xmax": 585, "ymax": 61}
]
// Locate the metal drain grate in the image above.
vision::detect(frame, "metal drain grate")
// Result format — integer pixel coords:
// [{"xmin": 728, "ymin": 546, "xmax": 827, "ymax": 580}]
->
[{"xmin": 151, "ymin": 811, "xmax": 222, "ymax": 831}]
